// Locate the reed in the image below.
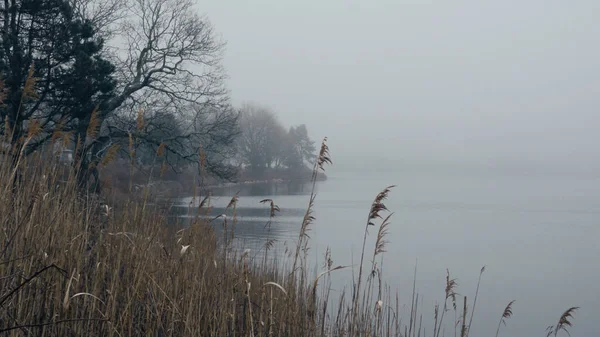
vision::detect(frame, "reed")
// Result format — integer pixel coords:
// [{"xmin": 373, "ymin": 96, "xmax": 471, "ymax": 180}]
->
[
  {"xmin": 0, "ymin": 139, "xmax": 581, "ymax": 337},
  {"xmin": 495, "ymin": 300, "xmax": 515, "ymax": 337},
  {"xmin": 546, "ymin": 307, "xmax": 579, "ymax": 337}
]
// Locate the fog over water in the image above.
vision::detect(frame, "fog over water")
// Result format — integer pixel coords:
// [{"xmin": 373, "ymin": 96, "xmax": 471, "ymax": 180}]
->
[
  {"xmin": 174, "ymin": 171, "xmax": 600, "ymax": 336},
  {"xmin": 177, "ymin": 1, "xmax": 600, "ymax": 336},
  {"xmin": 202, "ymin": 0, "xmax": 600, "ymax": 174}
]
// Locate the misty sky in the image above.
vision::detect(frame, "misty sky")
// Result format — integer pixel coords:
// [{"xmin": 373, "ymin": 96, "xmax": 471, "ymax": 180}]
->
[{"xmin": 200, "ymin": 1, "xmax": 600, "ymax": 172}]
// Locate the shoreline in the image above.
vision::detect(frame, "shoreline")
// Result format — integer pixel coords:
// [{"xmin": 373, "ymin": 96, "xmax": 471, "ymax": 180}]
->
[
  {"xmin": 100, "ymin": 163, "xmax": 327, "ymax": 200},
  {"xmin": 119, "ymin": 174, "xmax": 327, "ymax": 201},
  {"xmin": 203, "ymin": 174, "xmax": 327, "ymax": 189}
]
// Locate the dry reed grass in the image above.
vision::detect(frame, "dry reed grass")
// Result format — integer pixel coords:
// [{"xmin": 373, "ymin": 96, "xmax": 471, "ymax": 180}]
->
[
  {"xmin": 495, "ymin": 300, "xmax": 515, "ymax": 337},
  {"xmin": 0, "ymin": 137, "xmax": 581, "ymax": 337}
]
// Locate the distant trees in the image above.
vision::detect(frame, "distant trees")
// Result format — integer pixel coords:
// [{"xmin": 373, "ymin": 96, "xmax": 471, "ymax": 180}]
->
[
  {"xmin": 236, "ymin": 102, "xmax": 316, "ymax": 177},
  {"xmin": 0, "ymin": 0, "xmax": 240, "ymax": 191},
  {"xmin": 236, "ymin": 103, "xmax": 283, "ymax": 174},
  {"xmin": 0, "ymin": 0, "xmax": 318, "ymax": 190},
  {"xmin": 94, "ymin": 0, "xmax": 238, "ymax": 176},
  {"xmin": 80, "ymin": 0, "xmax": 240, "ymax": 183},
  {"xmin": 284, "ymin": 124, "xmax": 316, "ymax": 169}
]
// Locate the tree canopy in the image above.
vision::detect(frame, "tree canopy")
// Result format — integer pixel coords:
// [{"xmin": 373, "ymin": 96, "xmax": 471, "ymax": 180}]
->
[
  {"xmin": 236, "ymin": 102, "xmax": 317, "ymax": 177},
  {"xmin": 0, "ymin": 0, "xmax": 240, "ymax": 191}
]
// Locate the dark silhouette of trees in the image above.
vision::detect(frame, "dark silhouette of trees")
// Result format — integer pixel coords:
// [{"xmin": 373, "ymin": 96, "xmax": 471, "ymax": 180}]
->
[
  {"xmin": 236, "ymin": 103, "xmax": 284, "ymax": 175},
  {"xmin": 0, "ymin": 0, "xmax": 111, "ymax": 145},
  {"xmin": 0, "ymin": 0, "xmax": 240, "ymax": 191},
  {"xmin": 285, "ymin": 124, "xmax": 316, "ymax": 169},
  {"xmin": 85, "ymin": 0, "xmax": 238, "ymax": 185},
  {"xmin": 236, "ymin": 102, "xmax": 316, "ymax": 177}
]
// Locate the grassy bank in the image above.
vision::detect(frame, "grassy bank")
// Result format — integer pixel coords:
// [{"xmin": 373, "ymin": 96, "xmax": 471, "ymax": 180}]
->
[{"xmin": 0, "ymin": 139, "xmax": 579, "ymax": 336}]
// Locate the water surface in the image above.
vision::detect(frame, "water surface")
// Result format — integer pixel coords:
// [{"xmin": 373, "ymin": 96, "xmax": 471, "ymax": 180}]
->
[{"xmin": 172, "ymin": 170, "xmax": 600, "ymax": 337}]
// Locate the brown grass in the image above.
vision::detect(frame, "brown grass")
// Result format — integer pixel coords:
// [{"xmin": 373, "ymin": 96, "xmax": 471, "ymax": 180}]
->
[
  {"xmin": 0, "ymin": 138, "xmax": 582, "ymax": 337},
  {"xmin": 22, "ymin": 63, "xmax": 39, "ymax": 101},
  {"xmin": 136, "ymin": 106, "xmax": 145, "ymax": 131},
  {"xmin": 87, "ymin": 106, "xmax": 101, "ymax": 139}
]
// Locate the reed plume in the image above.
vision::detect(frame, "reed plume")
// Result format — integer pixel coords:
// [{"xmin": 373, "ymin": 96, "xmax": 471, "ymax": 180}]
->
[
  {"xmin": 259, "ymin": 198, "xmax": 280, "ymax": 218},
  {"xmin": 51, "ymin": 117, "xmax": 67, "ymax": 143},
  {"xmin": 197, "ymin": 195, "xmax": 210, "ymax": 210},
  {"xmin": 86, "ymin": 106, "xmax": 101, "ymax": 140},
  {"xmin": 352, "ymin": 185, "xmax": 395, "ymax": 335},
  {"xmin": 435, "ymin": 269, "xmax": 458, "ymax": 337},
  {"xmin": 156, "ymin": 142, "xmax": 166, "ymax": 157},
  {"xmin": 557, "ymin": 307, "xmax": 579, "ymax": 333},
  {"xmin": 368, "ymin": 185, "xmax": 395, "ymax": 227},
  {"xmin": 260, "ymin": 198, "xmax": 280, "ymax": 230},
  {"xmin": 315, "ymin": 136, "xmax": 332, "ymax": 172},
  {"xmin": 291, "ymin": 137, "xmax": 331, "ymax": 275},
  {"xmin": 374, "ymin": 212, "xmax": 393, "ymax": 256},
  {"xmin": 62, "ymin": 131, "xmax": 72, "ymax": 149},
  {"xmin": 101, "ymin": 144, "xmax": 120, "ymax": 166},
  {"xmin": 128, "ymin": 132, "xmax": 135, "ymax": 160},
  {"xmin": 322, "ymin": 246, "xmax": 333, "ymax": 271},
  {"xmin": 263, "ymin": 238, "xmax": 276, "ymax": 252},
  {"xmin": 226, "ymin": 192, "xmax": 239, "ymax": 210},
  {"xmin": 546, "ymin": 306, "xmax": 579, "ymax": 337},
  {"xmin": 22, "ymin": 63, "xmax": 39, "ymax": 100},
  {"xmin": 495, "ymin": 300, "xmax": 514, "ymax": 337},
  {"xmin": 446, "ymin": 270, "xmax": 458, "ymax": 311},
  {"xmin": 136, "ymin": 106, "xmax": 145, "ymax": 130},
  {"xmin": 27, "ymin": 119, "xmax": 41, "ymax": 138}
]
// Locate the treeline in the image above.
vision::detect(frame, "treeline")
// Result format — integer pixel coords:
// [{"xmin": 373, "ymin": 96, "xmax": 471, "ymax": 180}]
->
[
  {"xmin": 0, "ymin": 0, "xmax": 319, "ymax": 193},
  {"xmin": 236, "ymin": 103, "xmax": 317, "ymax": 179}
]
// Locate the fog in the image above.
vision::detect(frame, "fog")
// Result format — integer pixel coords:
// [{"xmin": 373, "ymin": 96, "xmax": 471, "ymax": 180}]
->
[
  {"xmin": 172, "ymin": 3, "xmax": 600, "ymax": 335},
  {"xmin": 201, "ymin": 0, "xmax": 600, "ymax": 174}
]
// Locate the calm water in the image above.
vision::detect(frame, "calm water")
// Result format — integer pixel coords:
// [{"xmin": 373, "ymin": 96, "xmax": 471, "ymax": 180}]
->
[{"xmin": 172, "ymin": 170, "xmax": 600, "ymax": 337}]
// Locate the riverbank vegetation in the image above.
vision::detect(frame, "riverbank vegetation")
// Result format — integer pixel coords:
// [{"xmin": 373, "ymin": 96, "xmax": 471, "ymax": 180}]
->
[
  {"xmin": 235, "ymin": 102, "xmax": 321, "ymax": 182},
  {"xmin": 0, "ymin": 0, "xmax": 579, "ymax": 335},
  {"xmin": 0, "ymin": 0, "xmax": 320, "ymax": 198},
  {"xmin": 0, "ymin": 134, "xmax": 580, "ymax": 336}
]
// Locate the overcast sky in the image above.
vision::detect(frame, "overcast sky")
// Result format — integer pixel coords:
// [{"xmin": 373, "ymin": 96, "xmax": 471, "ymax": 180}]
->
[{"xmin": 199, "ymin": 0, "xmax": 600, "ymax": 172}]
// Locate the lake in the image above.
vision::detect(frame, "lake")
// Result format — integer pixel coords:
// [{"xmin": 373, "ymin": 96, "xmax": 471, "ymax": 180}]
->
[{"xmin": 171, "ymin": 169, "xmax": 600, "ymax": 337}]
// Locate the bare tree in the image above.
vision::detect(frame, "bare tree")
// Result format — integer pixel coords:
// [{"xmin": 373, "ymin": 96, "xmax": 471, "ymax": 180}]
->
[
  {"xmin": 1, "ymin": 0, "xmax": 238, "ymax": 191},
  {"xmin": 77, "ymin": 0, "xmax": 237, "ymax": 185},
  {"xmin": 69, "ymin": 0, "xmax": 129, "ymax": 38},
  {"xmin": 96, "ymin": 91, "xmax": 239, "ymax": 180},
  {"xmin": 109, "ymin": 0, "xmax": 227, "ymax": 106}
]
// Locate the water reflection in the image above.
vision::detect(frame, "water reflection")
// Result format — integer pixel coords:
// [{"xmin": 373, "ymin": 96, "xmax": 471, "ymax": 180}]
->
[
  {"xmin": 168, "ymin": 173, "xmax": 600, "ymax": 337},
  {"xmin": 208, "ymin": 181, "xmax": 312, "ymax": 197},
  {"xmin": 168, "ymin": 181, "xmax": 312, "ymax": 261}
]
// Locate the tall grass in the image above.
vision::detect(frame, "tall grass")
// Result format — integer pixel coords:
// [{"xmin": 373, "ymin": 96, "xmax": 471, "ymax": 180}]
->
[{"xmin": 0, "ymin": 134, "xmax": 581, "ymax": 336}]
